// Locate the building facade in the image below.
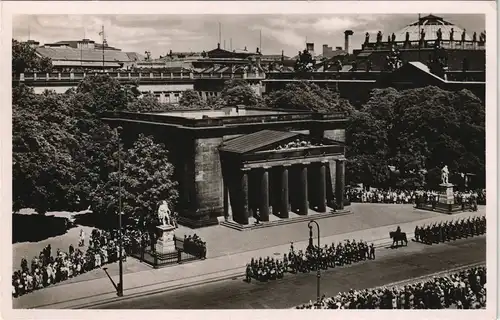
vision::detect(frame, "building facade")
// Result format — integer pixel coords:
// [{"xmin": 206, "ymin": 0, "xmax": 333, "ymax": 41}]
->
[{"xmin": 102, "ymin": 107, "xmax": 348, "ymax": 228}]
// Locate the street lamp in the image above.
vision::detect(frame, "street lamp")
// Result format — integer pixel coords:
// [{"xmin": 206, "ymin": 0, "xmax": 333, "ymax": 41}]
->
[
  {"xmin": 116, "ymin": 127, "xmax": 124, "ymax": 297},
  {"xmin": 307, "ymin": 220, "xmax": 321, "ymax": 307}
]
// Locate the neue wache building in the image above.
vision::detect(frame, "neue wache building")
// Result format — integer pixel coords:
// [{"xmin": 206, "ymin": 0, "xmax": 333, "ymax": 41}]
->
[{"xmin": 103, "ymin": 107, "xmax": 347, "ymax": 228}]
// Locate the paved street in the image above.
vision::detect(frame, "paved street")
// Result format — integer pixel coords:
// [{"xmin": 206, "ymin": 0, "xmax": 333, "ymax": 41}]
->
[
  {"xmin": 94, "ymin": 236, "xmax": 485, "ymax": 309},
  {"xmin": 13, "ymin": 208, "xmax": 485, "ymax": 309}
]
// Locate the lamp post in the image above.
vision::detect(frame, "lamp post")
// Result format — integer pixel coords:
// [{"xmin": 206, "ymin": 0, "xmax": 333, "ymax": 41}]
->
[
  {"xmin": 116, "ymin": 127, "xmax": 124, "ymax": 297},
  {"xmin": 307, "ymin": 220, "xmax": 321, "ymax": 307}
]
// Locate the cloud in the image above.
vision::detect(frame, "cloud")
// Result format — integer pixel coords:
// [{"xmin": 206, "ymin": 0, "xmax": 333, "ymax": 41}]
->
[{"xmin": 12, "ymin": 14, "xmax": 484, "ymax": 58}]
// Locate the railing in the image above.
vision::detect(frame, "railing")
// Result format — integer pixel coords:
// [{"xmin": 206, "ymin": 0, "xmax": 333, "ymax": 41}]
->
[
  {"xmin": 361, "ymin": 39, "xmax": 486, "ymax": 51},
  {"xmin": 128, "ymin": 237, "xmax": 204, "ymax": 269},
  {"xmin": 14, "ymin": 71, "xmax": 266, "ymax": 82}
]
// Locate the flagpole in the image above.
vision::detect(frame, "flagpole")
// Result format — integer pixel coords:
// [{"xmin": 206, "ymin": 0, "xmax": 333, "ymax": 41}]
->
[
  {"xmin": 116, "ymin": 127, "xmax": 123, "ymax": 297},
  {"xmin": 418, "ymin": 14, "xmax": 421, "ymax": 61},
  {"xmin": 101, "ymin": 25, "xmax": 105, "ymax": 72}
]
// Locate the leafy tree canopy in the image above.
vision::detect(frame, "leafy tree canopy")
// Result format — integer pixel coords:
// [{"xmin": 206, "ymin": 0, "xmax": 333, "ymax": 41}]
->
[
  {"xmin": 220, "ymin": 79, "xmax": 263, "ymax": 108},
  {"xmin": 13, "ymin": 76, "xmax": 179, "ymax": 226},
  {"xmin": 178, "ymin": 89, "xmax": 207, "ymax": 109},
  {"xmin": 346, "ymin": 86, "xmax": 485, "ymax": 189},
  {"xmin": 265, "ymin": 81, "xmax": 354, "ymax": 114},
  {"xmin": 90, "ymin": 134, "xmax": 178, "ymax": 229},
  {"xmin": 12, "ymin": 39, "xmax": 53, "ymax": 74}
]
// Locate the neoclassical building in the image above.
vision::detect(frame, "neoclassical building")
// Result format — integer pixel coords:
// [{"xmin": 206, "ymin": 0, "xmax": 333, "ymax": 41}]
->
[{"xmin": 103, "ymin": 107, "xmax": 347, "ymax": 228}]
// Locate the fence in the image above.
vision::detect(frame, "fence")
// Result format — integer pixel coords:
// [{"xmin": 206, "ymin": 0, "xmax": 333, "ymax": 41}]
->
[{"xmin": 128, "ymin": 237, "xmax": 206, "ymax": 268}]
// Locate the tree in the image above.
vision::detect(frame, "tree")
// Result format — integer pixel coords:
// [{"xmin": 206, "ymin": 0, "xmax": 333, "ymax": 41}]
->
[
  {"xmin": 179, "ymin": 90, "xmax": 206, "ymax": 109},
  {"xmin": 221, "ymin": 79, "xmax": 263, "ymax": 107},
  {"xmin": 90, "ymin": 134, "xmax": 178, "ymax": 229},
  {"xmin": 76, "ymin": 74, "xmax": 139, "ymax": 114},
  {"xmin": 345, "ymin": 111, "xmax": 391, "ymax": 187},
  {"xmin": 128, "ymin": 93, "xmax": 174, "ymax": 112},
  {"xmin": 346, "ymin": 86, "xmax": 485, "ymax": 189},
  {"xmin": 12, "ymin": 39, "xmax": 52, "ymax": 74},
  {"xmin": 265, "ymin": 81, "xmax": 354, "ymax": 114},
  {"xmin": 12, "ymin": 75, "xmax": 180, "ymax": 220},
  {"xmin": 12, "ymin": 86, "xmax": 78, "ymax": 213}
]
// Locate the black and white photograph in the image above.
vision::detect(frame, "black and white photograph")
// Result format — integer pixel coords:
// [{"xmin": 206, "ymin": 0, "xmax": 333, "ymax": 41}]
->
[{"xmin": 1, "ymin": 1, "xmax": 497, "ymax": 319}]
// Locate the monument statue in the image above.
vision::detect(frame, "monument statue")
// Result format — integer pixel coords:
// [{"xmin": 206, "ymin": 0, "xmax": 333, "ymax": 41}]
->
[
  {"xmin": 441, "ymin": 165, "xmax": 450, "ymax": 185},
  {"xmin": 157, "ymin": 200, "xmax": 173, "ymax": 227}
]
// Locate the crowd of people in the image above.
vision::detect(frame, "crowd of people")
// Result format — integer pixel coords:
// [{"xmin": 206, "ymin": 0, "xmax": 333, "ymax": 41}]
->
[
  {"xmin": 12, "ymin": 225, "xmax": 210, "ymax": 298},
  {"xmin": 12, "ymin": 228, "xmax": 128, "ymax": 298},
  {"xmin": 182, "ymin": 234, "xmax": 207, "ymax": 259},
  {"xmin": 346, "ymin": 189, "xmax": 485, "ymax": 207},
  {"xmin": 414, "ymin": 216, "xmax": 486, "ymax": 245},
  {"xmin": 296, "ymin": 266, "xmax": 486, "ymax": 309},
  {"xmin": 246, "ymin": 240, "xmax": 375, "ymax": 283}
]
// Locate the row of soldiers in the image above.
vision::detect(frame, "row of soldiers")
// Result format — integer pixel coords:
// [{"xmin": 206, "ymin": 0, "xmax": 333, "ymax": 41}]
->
[
  {"xmin": 246, "ymin": 240, "xmax": 375, "ymax": 283},
  {"xmin": 414, "ymin": 216, "xmax": 486, "ymax": 245},
  {"xmin": 246, "ymin": 257, "xmax": 286, "ymax": 282}
]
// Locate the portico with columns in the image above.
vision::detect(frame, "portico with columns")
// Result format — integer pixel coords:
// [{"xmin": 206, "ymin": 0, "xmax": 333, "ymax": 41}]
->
[{"xmin": 220, "ymin": 130, "xmax": 346, "ymax": 225}]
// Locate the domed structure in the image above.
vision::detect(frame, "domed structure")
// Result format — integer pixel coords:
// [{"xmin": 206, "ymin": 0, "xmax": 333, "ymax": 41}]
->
[{"xmin": 391, "ymin": 14, "xmax": 472, "ymax": 42}]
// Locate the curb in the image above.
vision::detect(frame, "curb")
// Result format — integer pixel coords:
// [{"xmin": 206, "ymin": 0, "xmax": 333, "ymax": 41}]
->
[{"xmin": 71, "ymin": 270, "xmax": 244, "ymax": 309}]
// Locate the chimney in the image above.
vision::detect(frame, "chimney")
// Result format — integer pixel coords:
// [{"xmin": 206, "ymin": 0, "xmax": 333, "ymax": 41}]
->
[
  {"xmin": 256, "ymin": 47, "xmax": 260, "ymax": 54},
  {"xmin": 244, "ymin": 46, "xmax": 247, "ymax": 51},
  {"xmin": 306, "ymin": 42, "xmax": 315, "ymax": 57},
  {"xmin": 217, "ymin": 43, "xmax": 220, "ymax": 49},
  {"xmin": 344, "ymin": 30, "xmax": 354, "ymax": 54}
]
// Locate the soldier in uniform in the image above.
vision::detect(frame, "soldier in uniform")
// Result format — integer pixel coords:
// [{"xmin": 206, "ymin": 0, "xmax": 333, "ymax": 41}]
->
[{"xmin": 369, "ymin": 243, "xmax": 375, "ymax": 260}]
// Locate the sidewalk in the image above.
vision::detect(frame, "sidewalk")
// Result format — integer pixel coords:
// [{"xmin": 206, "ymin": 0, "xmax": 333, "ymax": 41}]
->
[{"xmin": 13, "ymin": 208, "xmax": 485, "ymax": 309}]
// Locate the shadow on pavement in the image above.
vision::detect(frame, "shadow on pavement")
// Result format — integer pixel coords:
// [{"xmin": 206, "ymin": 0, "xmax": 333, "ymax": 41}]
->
[{"xmin": 13, "ymin": 214, "xmax": 75, "ymax": 243}]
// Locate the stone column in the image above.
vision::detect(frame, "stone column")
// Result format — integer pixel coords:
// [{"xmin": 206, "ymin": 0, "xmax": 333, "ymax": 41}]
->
[
  {"xmin": 318, "ymin": 161, "xmax": 327, "ymax": 213},
  {"xmin": 271, "ymin": 168, "xmax": 280, "ymax": 216},
  {"xmin": 298, "ymin": 164, "xmax": 309, "ymax": 215},
  {"xmin": 335, "ymin": 159, "xmax": 345, "ymax": 210},
  {"xmin": 234, "ymin": 168, "xmax": 250, "ymax": 225},
  {"xmin": 223, "ymin": 179, "xmax": 229, "ymax": 220},
  {"xmin": 259, "ymin": 168, "xmax": 270, "ymax": 222},
  {"xmin": 280, "ymin": 165, "xmax": 290, "ymax": 218}
]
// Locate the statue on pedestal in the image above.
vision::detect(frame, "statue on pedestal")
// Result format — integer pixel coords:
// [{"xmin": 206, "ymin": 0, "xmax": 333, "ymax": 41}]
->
[
  {"xmin": 157, "ymin": 200, "xmax": 173, "ymax": 227},
  {"xmin": 441, "ymin": 165, "xmax": 449, "ymax": 185}
]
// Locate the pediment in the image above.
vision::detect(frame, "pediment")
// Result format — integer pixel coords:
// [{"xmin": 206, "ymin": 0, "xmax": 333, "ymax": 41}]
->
[{"xmin": 219, "ymin": 130, "xmax": 339, "ymax": 155}]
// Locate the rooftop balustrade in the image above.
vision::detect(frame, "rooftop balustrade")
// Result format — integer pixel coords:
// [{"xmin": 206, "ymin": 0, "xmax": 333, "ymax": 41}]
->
[{"xmin": 13, "ymin": 71, "xmax": 266, "ymax": 83}]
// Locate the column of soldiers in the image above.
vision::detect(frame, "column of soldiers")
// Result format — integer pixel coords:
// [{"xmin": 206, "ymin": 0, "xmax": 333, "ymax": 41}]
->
[
  {"xmin": 246, "ymin": 240, "xmax": 375, "ymax": 283},
  {"xmin": 414, "ymin": 216, "xmax": 486, "ymax": 245}
]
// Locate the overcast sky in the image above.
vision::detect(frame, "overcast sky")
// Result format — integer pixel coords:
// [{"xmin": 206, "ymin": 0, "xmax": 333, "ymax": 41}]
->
[{"xmin": 13, "ymin": 14, "xmax": 484, "ymax": 58}]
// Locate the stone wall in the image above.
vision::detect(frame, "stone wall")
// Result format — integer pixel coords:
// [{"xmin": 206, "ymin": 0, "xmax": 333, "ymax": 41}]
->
[
  {"xmin": 324, "ymin": 129, "xmax": 346, "ymax": 143},
  {"xmin": 193, "ymin": 137, "xmax": 225, "ymax": 218}
]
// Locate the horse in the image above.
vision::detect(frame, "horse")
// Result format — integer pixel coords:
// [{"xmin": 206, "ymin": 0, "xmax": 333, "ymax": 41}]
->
[{"xmin": 389, "ymin": 231, "xmax": 408, "ymax": 248}]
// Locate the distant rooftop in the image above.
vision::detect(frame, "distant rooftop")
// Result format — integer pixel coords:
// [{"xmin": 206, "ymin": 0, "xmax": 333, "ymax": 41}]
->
[{"xmin": 152, "ymin": 107, "xmax": 295, "ymax": 119}]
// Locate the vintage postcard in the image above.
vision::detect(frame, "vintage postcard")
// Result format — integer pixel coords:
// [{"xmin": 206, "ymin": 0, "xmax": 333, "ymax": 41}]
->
[{"xmin": 1, "ymin": 1, "xmax": 497, "ymax": 320}]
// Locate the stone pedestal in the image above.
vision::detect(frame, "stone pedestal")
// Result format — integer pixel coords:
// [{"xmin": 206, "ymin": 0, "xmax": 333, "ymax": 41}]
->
[
  {"xmin": 155, "ymin": 224, "xmax": 176, "ymax": 254},
  {"xmin": 436, "ymin": 183, "xmax": 461, "ymax": 213},
  {"xmin": 438, "ymin": 183, "xmax": 455, "ymax": 205}
]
